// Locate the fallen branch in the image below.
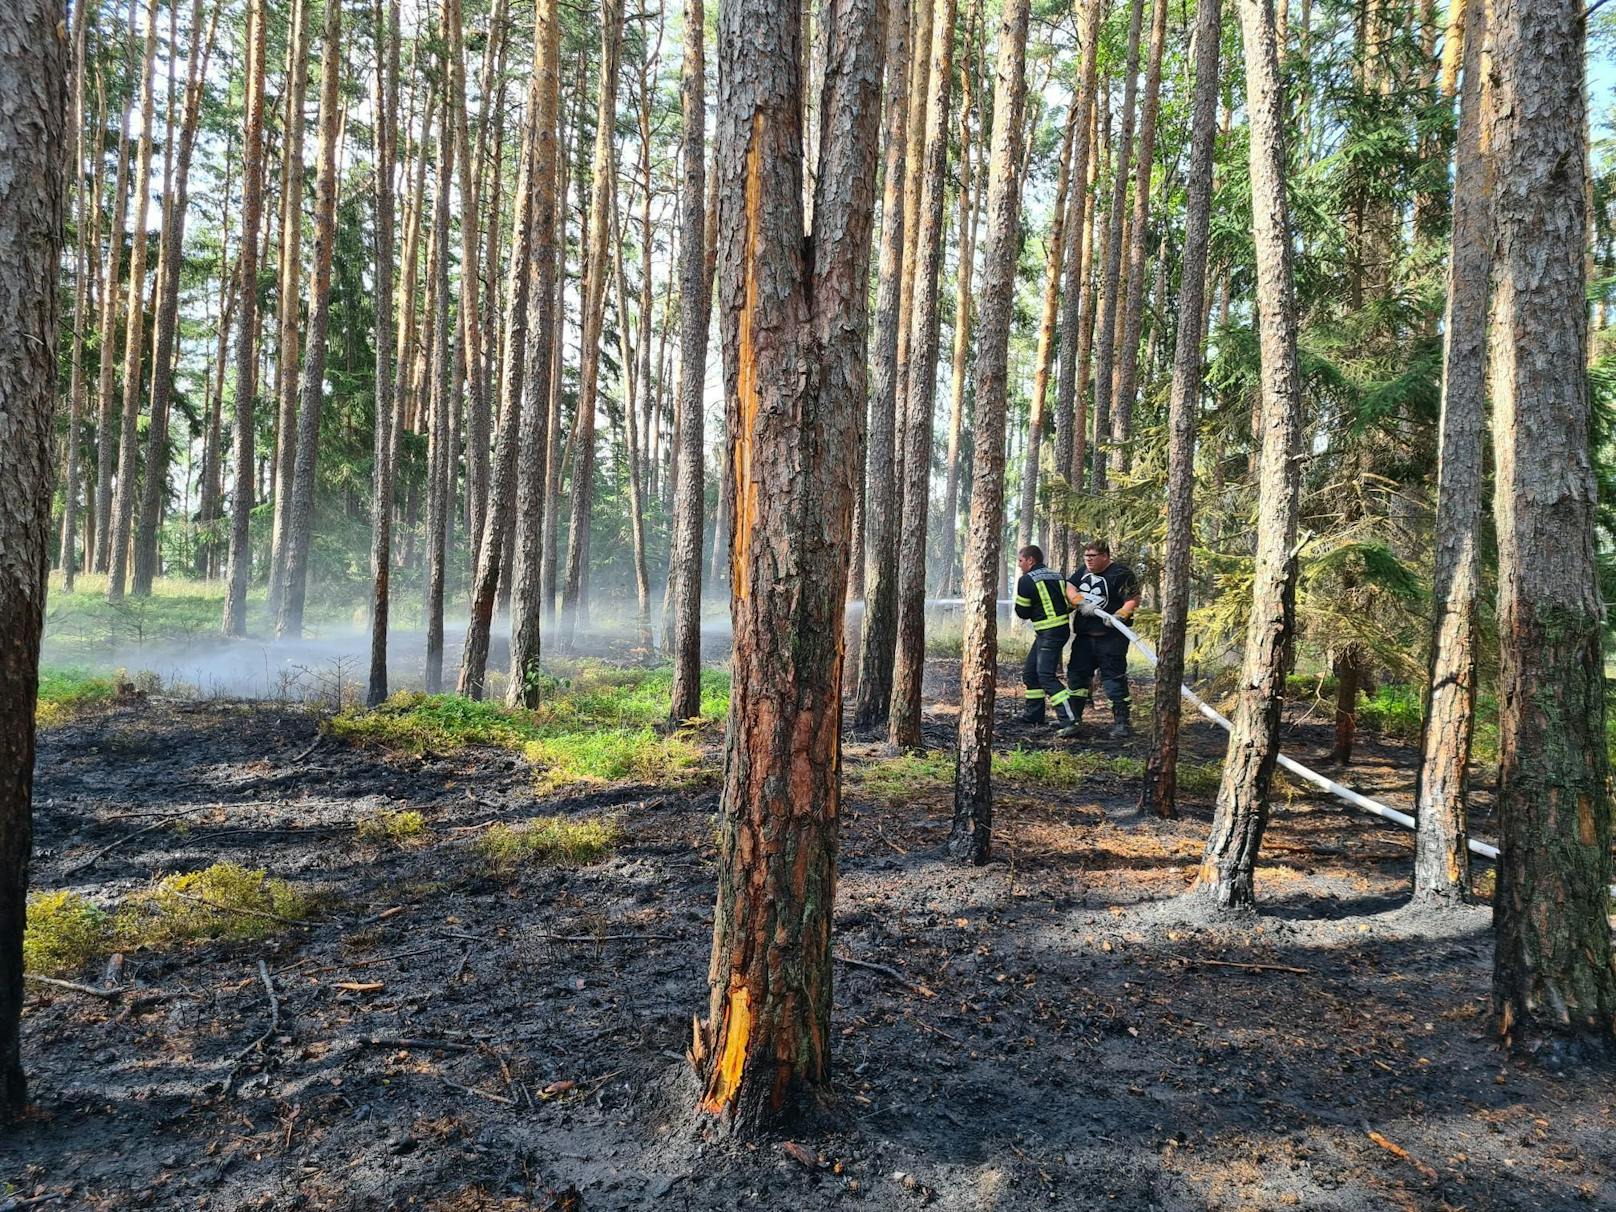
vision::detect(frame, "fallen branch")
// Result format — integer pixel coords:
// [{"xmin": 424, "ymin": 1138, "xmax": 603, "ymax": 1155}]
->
[
  {"xmin": 534, "ymin": 932, "xmax": 679, "ymax": 944},
  {"xmin": 291, "ymin": 734, "xmax": 324, "ymax": 762},
  {"xmin": 441, "ymin": 1076, "xmax": 516, "ymax": 1105},
  {"xmin": 167, "ymin": 890, "xmax": 313, "ymax": 928},
  {"xmin": 65, "ymin": 807, "xmax": 208, "ymax": 875},
  {"xmin": 23, "ymin": 973, "xmax": 126, "ymax": 1000},
  {"xmin": 223, "ymin": 959, "xmax": 282, "ymax": 1094},
  {"xmin": 358, "ymin": 1035, "xmax": 480, "ymax": 1053},
  {"xmin": 1366, "ymin": 1127, "xmax": 1438, "ymax": 1183},
  {"xmin": 1185, "ymin": 957, "xmax": 1312, "ymax": 976},
  {"xmin": 835, "ymin": 952, "xmax": 935, "ymax": 996}
]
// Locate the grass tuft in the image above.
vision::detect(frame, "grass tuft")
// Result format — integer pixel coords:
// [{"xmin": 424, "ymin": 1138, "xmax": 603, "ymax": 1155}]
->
[
  {"xmin": 850, "ymin": 746, "xmax": 1224, "ymax": 802},
  {"xmin": 115, "ymin": 862, "xmax": 321, "ymax": 946},
  {"xmin": 472, "ymin": 815, "xmax": 621, "ymax": 873},
  {"xmin": 23, "ymin": 891, "xmax": 112, "ymax": 977},
  {"xmin": 36, "ymin": 667, "xmax": 119, "ymax": 728},
  {"xmin": 357, "ymin": 809, "xmax": 431, "ymax": 846}
]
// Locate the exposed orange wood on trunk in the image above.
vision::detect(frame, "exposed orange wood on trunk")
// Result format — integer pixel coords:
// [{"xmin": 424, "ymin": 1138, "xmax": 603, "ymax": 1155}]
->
[
  {"xmin": 700, "ymin": 985, "xmax": 752, "ymax": 1112},
  {"xmin": 731, "ymin": 114, "xmax": 765, "ymax": 605}
]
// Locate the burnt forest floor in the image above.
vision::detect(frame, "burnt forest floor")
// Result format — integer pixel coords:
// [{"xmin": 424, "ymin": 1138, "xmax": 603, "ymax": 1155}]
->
[{"xmin": 7, "ymin": 651, "xmax": 1615, "ymax": 1212}]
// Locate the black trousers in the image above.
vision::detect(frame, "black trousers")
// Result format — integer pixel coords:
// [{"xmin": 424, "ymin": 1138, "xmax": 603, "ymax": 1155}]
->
[
  {"xmin": 1022, "ymin": 626, "xmax": 1077, "ymax": 724},
  {"xmin": 1068, "ymin": 629, "xmax": 1130, "ymax": 714}
]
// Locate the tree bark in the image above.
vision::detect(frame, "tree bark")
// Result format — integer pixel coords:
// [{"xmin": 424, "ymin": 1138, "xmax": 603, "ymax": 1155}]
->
[
  {"xmin": 1193, "ymin": 0, "xmax": 1303, "ymax": 910},
  {"xmin": 0, "ymin": 0, "xmax": 65, "ymax": 1117},
  {"xmin": 850, "ymin": 0, "xmax": 912, "ymax": 730},
  {"xmin": 266, "ymin": 0, "xmax": 309, "ymax": 617},
  {"xmin": 1140, "ymin": 0, "xmax": 1221, "ymax": 820},
  {"xmin": 700, "ymin": 0, "xmax": 883, "ymax": 1133},
  {"xmin": 1089, "ymin": 0, "xmax": 1145, "ymax": 496},
  {"xmin": 1047, "ymin": 0, "xmax": 1100, "ymax": 568},
  {"xmin": 461, "ymin": 74, "xmax": 540, "ymax": 699},
  {"xmin": 448, "ymin": 0, "xmax": 485, "ymax": 574},
  {"xmin": 92, "ymin": 1, "xmax": 138, "ymax": 577},
  {"xmin": 1111, "ymin": 0, "xmax": 1166, "ymax": 472},
  {"xmin": 560, "ymin": 0, "xmax": 625, "ymax": 647},
  {"xmin": 106, "ymin": 0, "xmax": 159, "ymax": 601},
  {"xmin": 951, "ymin": 0, "xmax": 1029, "ymax": 864},
  {"xmin": 1414, "ymin": 0, "xmax": 1489, "ymax": 905},
  {"xmin": 368, "ymin": 0, "xmax": 399, "ymax": 707},
  {"xmin": 889, "ymin": 0, "xmax": 959, "ymax": 751},
  {"xmin": 505, "ymin": 0, "xmax": 562, "ymax": 707},
  {"xmin": 134, "ymin": 0, "xmax": 216, "ymax": 596},
  {"xmin": 1487, "ymin": 0, "xmax": 1616, "ymax": 1050},
  {"xmin": 422, "ymin": 53, "xmax": 454, "ymax": 691},
  {"xmin": 60, "ymin": 0, "xmax": 93, "ymax": 590},
  {"xmin": 667, "ymin": 0, "xmax": 710, "ymax": 725},
  {"xmin": 276, "ymin": 0, "xmax": 343, "ymax": 640},
  {"xmin": 1016, "ymin": 100, "xmax": 1078, "ymax": 553},
  {"xmin": 222, "ymin": 0, "xmax": 267, "ymax": 637}
]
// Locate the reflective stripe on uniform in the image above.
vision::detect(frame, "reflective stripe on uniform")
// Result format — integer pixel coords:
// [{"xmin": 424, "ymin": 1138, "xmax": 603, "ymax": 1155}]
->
[
  {"xmin": 1050, "ymin": 689, "xmax": 1071, "ymax": 707},
  {"xmin": 1035, "ymin": 579, "xmax": 1058, "ymax": 620},
  {"xmin": 1014, "ymin": 594, "xmax": 1033, "ymax": 607},
  {"xmin": 1024, "ymin": 689, "xmax": 1046, "ymax": 699},
  {"xmin": 1031, "ymin": 614, "xmax": 1069, "ymax": 631},
  {"xmin": 1071, "ymin": 687, "xmax": 1091, "ymax": 699}
]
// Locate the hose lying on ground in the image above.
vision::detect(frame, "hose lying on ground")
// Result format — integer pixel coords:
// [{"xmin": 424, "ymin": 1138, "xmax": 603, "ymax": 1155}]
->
[{"xmin": 1088, "ymin": 607, "xmax": 1502, "ymax": 863}]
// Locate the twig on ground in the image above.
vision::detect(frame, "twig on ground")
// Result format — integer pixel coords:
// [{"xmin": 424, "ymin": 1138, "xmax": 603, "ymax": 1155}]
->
[
  {"xmin": 441, "ymin": 1076, "xmax": 516, "ymax": 1105},
  {"xmin": 535, "ymin": 933, "xmax": 678, "ymax": 944},
  {"xmin": 1366, "ymin": 1126, "xmax": 1439, "ymax": 1182},
  {"xmin": 291, "ymin": 734, "xmax": 324, "ymax": 762},
  {"xmin": 168, "ymin": 890, "xmax": 313, "ymax": 928},
  {"xmin": 65, "ymin": 806, "xmax": 209, "ymax": 874},
  {"xmin": 223, "ymin": 959, "xmax": 282, "ymax": 1095},
  {"xmin": 24, "ymin": 973, "xmax": 125, "ymax": 999},
  {"xmin": 1185, "ymin": 957, "xmax": 1312, "ymax": 976},
  {"xmin": 290, "ymin": 945, "xmax": 439, "ymax": 978},
  {"xmin": 835, "ymin": 952, "xmax": 935, "ymax": 996},
  {"xmin": 358, "ymin": 1035, "xmax": 480, "ymax": 1052}
]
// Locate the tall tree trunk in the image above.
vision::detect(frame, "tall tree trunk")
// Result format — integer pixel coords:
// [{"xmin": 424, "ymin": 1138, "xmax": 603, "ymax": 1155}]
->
[
  {"xmin": 1487, "ymin": 0, "xmax": 1616, "ymax": 1050},
  {"xmin": 1016, "ymin": 100, "xmax": 1078, "ymax": 552},
  {"xmin": 0, "ymin": 0, "xmax": 65, "ymax": 1117},
  {"xmin": 1414, "ymin": 0, "xmax": 1488, "ymax": 905},
  {"xmin": 951, "ymin": 0, "xmax": 1029, "ymax": 864},
  {"xmin": 60, "ymin": 0, "xmax": 93, "ymax": 590},
  {"xmin": 266, "ymin": 0, "xmax": 309, "ymax": 617},
  {"xmin": 368, "ymin": 0, "xmax": 399, "ymax": 707},
  {"xmin": 134, "ymin": 0, "xmax": 216, "ymax": 596},
  {"xmin": 505, "ymin": 0, "xmax": 562, "ymax": 707},
  {"xmin": 889, "ymin": 0, "xmax": 959, "ymax": 750},
  {"xmin": 699, "ymin": 0, "xmax": 883, "ymax": 1133},
  {"xmin": 1140, "ymin": 0, "xmax": 1221, "ymax": 820},
  {"xmin": 1111, "ymin": 0, "xmax": 1166, "ymax": 472},
  {"xmin": 449, "ymin": 0, "xmax": 485, "ymax": 574},
  {"xmin": 92, "ymin": 0, "xmax": 138, "ymax": 577},
  {"xmin": 1061, "ymin": 93, "xmax": 1104, "ymax": 560},
  {"xmin": 222, "ymin": 0, "xmax": 267, "ymax": 637},
  {"xmin": 850, "ymin": 0, "xmax": 911, "ymax": 729},
  {"xmin": 461, "ymin": 73, "xmax": 540, "ymax": 699},
  {"xmin": 107, "ymin": 0, "xmax": 159, "ymax": 601},
  {"xmin": 422, "ymin": 54, "xmax": 454, "ymax": 691},
  {"xmin": 1193, "ymin": 0, "xmax": 1303, "ymax": 910},
  {"xmin": 1089, "ymin": 0, "xmax": 1144, "ymax": 496},
  {"xmin": 276, "ymin": 0, "xmax": 343, "ymax": 640},
  {"xmin": 667, "ymin": 0, "xmax": 710, "ymax": 724},
  {"xmin": 195, "ymin": 227, "xmax": 232, "ymax": 579},
  {"xmin": 560, "ymin": 0, "xmax": 625, "ymax": 646},
  {"xmin": 935, "ymin": 3, "xmax": 978, "ymax": 597},
  {"xmin": 1047, "ymin": 0, "xmax": 1100, "ymax": 568}
]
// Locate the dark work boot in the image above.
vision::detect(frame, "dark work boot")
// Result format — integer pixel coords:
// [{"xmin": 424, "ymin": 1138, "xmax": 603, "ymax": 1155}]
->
[
  {"xmin": 1057, "ymin": 704, "xmax": 1086, "ymax": 740},
  {"xmin": 1108, "ymin": 702, "xmax": 1132, "ymax": 739},
  {"xmin": 1021, "ymin": 699, "xmax": 1046, "ymax": 724}
]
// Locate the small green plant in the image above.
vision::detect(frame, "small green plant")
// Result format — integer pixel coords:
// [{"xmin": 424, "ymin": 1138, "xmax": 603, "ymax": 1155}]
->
[
  {"xmin": 523, "ymin": 728, "xmax": 702, "ymax": 791},
  {"xmin": 472, "ymin": 815, "xmax": 621, "ymax": 872},
  {"xmin": 36, "ymin": 667, "xmax": 118, "ymax": 727},
  {"xmin": 849, "ymin": 752, "xmax": 954, "ymax": 803},
  {"xmin": 357, "ymin": 809, "xmax": 431, "ymax": 846},
  {"xmin": 115, "ymin": 863, "xmax": 320, "ymax": 946},
  {"xmin": 23, "ymin": 891, "xmax": 111, "ymax": 977},
  {"xmin": 1173, "ymin": 760, "xmax": 1225, "ymax": 797},
  {"xmin": 1354, "ymin": 684, "xmax": 1425, "ymax": 741}
]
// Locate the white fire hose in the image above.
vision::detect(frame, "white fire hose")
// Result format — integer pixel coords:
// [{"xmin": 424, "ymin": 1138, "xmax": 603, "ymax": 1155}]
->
[{"xmin": 1087, "ymin": 606, "xmax": 1503, "ymax": 863}]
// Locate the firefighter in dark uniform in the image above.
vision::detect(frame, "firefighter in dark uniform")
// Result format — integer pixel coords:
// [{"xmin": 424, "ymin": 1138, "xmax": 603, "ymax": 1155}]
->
[
  {"xmin": 1013, "ymin": 545, "xmax": 1079, "ymax": 728},
  {"xmin": 1062, "ymin": 538, "xmax": 1141, "ymax": 738}
]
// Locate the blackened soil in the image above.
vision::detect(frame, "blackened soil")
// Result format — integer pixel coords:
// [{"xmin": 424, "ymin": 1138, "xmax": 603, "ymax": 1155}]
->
[{"xmin": 6, "ymin": 663, "xmax": 1612, "ymax": 1211}]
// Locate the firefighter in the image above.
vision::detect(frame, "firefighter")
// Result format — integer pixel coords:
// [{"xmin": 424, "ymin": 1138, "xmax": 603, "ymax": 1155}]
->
[
  {"xmin": 1013, "ymin": 545, "xmax": 1079, "ymax": 728},
  {"xmin": 1062, "ymin": 538, "xmax": 1141, "ymax": 738}
]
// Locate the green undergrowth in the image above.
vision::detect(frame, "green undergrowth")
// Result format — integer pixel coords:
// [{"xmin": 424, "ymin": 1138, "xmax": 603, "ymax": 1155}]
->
[
  {"xmin": 850, "ymin": 747, "xmax": 1225, "ymax": 803},
  {"xmin": 24, "ymin": 863, "xmax": 323, "ymax": 979},
  {"xmin": 472, "ymin": 815, "xmax": 621, "ymax": 874},
  {"xmin": 356, "ymin": 809, "xmax": 431, "ymax": 846},
  {"xmin": 36, "ymin": 667, "xmax": 119, "ymax": 727},
  {"xmin": 329, "ymin": 665, "xmax": 726, "ymax": 791}
]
